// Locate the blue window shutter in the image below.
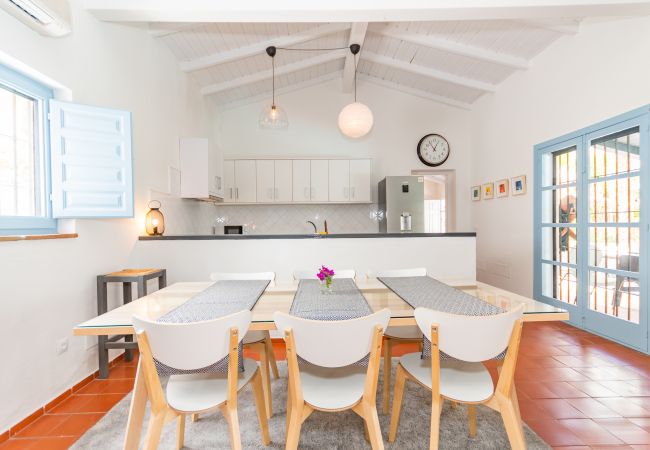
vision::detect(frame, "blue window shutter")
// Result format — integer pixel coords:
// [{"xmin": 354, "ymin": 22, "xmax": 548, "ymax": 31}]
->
[{"xmin": 49, "ymin": 100, "xmax": 133, "ymax": 218}]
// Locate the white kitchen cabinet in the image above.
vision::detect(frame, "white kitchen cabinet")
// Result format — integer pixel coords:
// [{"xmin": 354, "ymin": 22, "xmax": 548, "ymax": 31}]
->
[
  {"xmin": 292, "ymin": 160, "xmax": 311, "ymax": 202},
  {"xmin": 349, "ymin": 159, "xmax": 371, "ymax": 202},
  {"xmin": 274, "ymin": 160, "xmax": 293, "ymax": 202},
  {"xmin": 234, "ymin": 160, "xmax": 257, "ymax": 202},
  {"xmin": 223, "ymin": 160, "xmax": 235, "ymax": 202},
  {"xmin": 180, "ymin": 138, "xmax": 209, "ymax": 199},
  {"xmin": 310, "ymin": 160, "xmax": 329, "ymax": 202},
  {"xmin": 328, "ymin": 160, "xmax": 350, "ymax": 202},
  {"xmin": 256, "ymin": 160, "xmax": 275, "ymax": 203}
]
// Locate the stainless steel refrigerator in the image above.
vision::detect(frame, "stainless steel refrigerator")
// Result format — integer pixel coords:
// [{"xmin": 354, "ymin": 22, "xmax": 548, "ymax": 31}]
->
[{"xmin": 378, "ymin": 176, "xmax": 425, "ymax": 233}]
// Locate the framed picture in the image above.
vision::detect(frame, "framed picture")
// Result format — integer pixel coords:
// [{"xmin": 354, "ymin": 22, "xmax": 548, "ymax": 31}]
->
[
  {"xmin": 511, "ymin": 175, "xmax": 527, "ymax": 196},
  {"xmin": 482, "ymin": 182, "xmax": 494, "ymax": 200},
  {"xmin": 471, "ymin": 185, "xmax": 481, "ymax": 201},
  {"xmin": 496, "ymin": 179, "xmax": 509, "ymax": 198}
]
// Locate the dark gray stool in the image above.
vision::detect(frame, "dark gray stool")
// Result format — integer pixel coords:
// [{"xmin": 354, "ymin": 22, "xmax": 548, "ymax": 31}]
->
[{"xmin": 96, "ymin": 268, "xmax": 166, "ymax": 378}]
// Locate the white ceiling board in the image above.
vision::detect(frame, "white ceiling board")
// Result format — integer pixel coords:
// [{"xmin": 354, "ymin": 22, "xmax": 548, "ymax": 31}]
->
[{"xmin": 85, "ymin": 0, "xmax": 650, "ymax": 23}]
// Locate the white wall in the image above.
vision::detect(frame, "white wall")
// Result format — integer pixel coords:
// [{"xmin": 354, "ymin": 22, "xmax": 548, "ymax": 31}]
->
[
  {"xmin": 215, "ymin": 78, "xmax": 474, "ymax": 230},
  {"xmin": 470, "ymin": 16, "xmax": 650, "ymax": 296},
  {"xmin": 0, "ymin": 1, "xmax": 211, "ymax": 433}
]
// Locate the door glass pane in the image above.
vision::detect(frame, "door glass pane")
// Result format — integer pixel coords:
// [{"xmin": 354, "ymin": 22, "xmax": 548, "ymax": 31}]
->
[
  {"xmin": 589, "ymin": 176, "xmax": 640, "ymax": 223},
  {"xmin": 542, "ymin": 226, "xmax": 577, "ymax": 264},
  {"xmin": 541, "ymin": 262, "xmax": 577, "ymax": 305},
  {"xmin": 589, "ymin": 127, "xmax": 641, "ymax": 178},
  {"xmin": 588, "ymin": 270, "xmax": 640, "ymax": 323},
  {"xmin": 541, "ymin": 145, "xmax": 577, "ymax": 187},
  {"xmin": 588, "ymin": 227, "xmax": 640, "ymax": 269}
]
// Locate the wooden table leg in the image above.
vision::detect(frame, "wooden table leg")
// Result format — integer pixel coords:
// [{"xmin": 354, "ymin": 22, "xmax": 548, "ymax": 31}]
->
[{"xmin": 124, "ymin": 359, "xmax": 148, "ymax": 450}]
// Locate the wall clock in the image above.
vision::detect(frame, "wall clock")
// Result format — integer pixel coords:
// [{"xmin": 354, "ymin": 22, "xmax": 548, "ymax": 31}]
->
[{"xmin": 417, "ymin": 133, "xmax": 450, "ymax": 167}]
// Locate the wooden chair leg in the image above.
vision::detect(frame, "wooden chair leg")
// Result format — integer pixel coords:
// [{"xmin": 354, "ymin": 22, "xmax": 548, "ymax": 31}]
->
[
  {"xmin": 143, "ymin": 411, "xmax": 166, "ymax": 450},
  {"xmin": 363, "ymin": 418, "xmax": 370, "ymax": 443},
  {"xmin": 191, "ymin": 413, "xmax": 199, "ymax": 422},
  {"xmin": 383, "ymin": 338, "xmax": 392, "ymax": 414},
  {"xmin": 263, "ymin": 333, "xmax": 280, "ymax": 379},
  {"xmin": 467, "ymin": 405, "xmax": 477, "ymax": 437},
  {"xmin": 220, "ymin": 403, "xmax": 242, "ymax": 450},
  {"xmin": 285, "ymin": 400, "xmax": 304, "ymax": 450},
  {"xmin": 124, "ymin": 362, "xmax": 148, "ymax": 450},
  {"xmin": 257, "ymin": 344, "xmax": 273, "ymax": 418},
  {"xmin": 450, "ymin": 401, "xmax": 457, "ymax": 409},
  {"xmin": 499, "ymin": 394, "xmax": 526, "ymax": 450},
  {"xmin": 429, "ymin": 395, "xmax": 442, "ymax": 450},
  {"xmin": 176, "ymin": 414, "xmax": 186, "ymax": 450},
  {"xmin": 388, "ymin": 364, "xmax": 407, "ymax": 442},
  {"xmin": 363, "ymin": 403, "xmax": 385, "ymax": 450},
  {"xmin": 251, "ymin": 371, "xmax": 271, "ymax": 445}
]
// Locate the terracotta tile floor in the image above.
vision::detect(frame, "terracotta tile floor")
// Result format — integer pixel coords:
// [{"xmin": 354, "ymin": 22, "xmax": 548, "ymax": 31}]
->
[{"xmin": 2, "ymin": 321, "xmax": 649, "ymax": 449}]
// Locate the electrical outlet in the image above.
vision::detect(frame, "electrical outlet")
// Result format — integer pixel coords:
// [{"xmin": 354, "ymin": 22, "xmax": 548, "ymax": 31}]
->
[{"xmin": 56, "ymin": 337, "xmax": 69, "ymax": 355}]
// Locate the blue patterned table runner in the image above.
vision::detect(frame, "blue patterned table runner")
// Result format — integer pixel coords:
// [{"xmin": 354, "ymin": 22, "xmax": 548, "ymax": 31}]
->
[
  {"xmin": 155, "ymin": 279, "xmax": 269, "ymax": 375},
  {"xmin": 378, "ymin": 276, "xmax": 504, "ymax": 359}
]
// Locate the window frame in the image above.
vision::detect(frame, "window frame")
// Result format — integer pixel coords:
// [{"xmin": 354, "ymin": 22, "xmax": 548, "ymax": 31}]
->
[{"xmin": 0, "ymin": 64, "xmax": 56, "ymax": 235}]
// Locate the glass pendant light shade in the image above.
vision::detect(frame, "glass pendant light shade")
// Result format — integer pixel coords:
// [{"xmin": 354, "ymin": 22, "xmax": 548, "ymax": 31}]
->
[
  {"xmin": 259, "ymin": 104, "xmax": 288, "ymax": 130},
  {"xmin": 338, "ymin": 101, "xmax": 374, "ymax": 138}
]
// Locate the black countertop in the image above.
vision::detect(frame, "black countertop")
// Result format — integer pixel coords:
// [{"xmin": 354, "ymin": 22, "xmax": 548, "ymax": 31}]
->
[{"xmin": 139, "ymin": 232, "xmax": 476, "ymax": 241}]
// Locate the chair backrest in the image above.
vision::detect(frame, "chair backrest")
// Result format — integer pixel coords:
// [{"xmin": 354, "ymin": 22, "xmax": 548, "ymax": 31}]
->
[
  {"xmin": 210, "ymin": 271, "xmax": 275, "ymax": 287},
  {"xmin": 132, "ymin": 310, "xmax": 251, "ymax": 370},
  {"xmin": 414, "ymin": 305, "xmax": 523, "ymax": 362},
  {"xmin": 274, "ymin": 309, "xmax": 391, "ymax": 368},
  {"xmin": 293, "ymin": 269, "xmax": 356, "ymax": 280},
  {"xmin": 366, "ymin": 267, "xmax": 427, "ymax": 278}
]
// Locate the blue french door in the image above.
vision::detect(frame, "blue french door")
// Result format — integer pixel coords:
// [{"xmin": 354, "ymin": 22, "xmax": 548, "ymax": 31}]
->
[{"xmin": 535, "ymin": 107, "xmax": 649, "ymax": 353}]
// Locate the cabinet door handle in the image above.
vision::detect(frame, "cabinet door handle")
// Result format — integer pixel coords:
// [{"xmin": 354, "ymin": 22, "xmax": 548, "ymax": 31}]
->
[
  {"xmin": 229, "ymin": 187, "xmax": 233, "ymax": 199},
  {"xmin": 235, "ymin": 187, "xmax": 239, "ymax": 199}
]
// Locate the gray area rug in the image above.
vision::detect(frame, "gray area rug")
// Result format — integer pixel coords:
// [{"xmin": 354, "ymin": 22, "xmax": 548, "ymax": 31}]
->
[{"xmin": 72, "ymin": 362, "xmax": 549, "ymax": 449}]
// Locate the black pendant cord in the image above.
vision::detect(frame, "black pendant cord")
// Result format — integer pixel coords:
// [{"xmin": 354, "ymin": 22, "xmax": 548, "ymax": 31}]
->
[
  {"xmin": 272, "ymin": 55, "xmax": 275, "ymax": 107},
  {"xmin": 354, "ymin": 52, "xmax": 358, "ymax": 102}
]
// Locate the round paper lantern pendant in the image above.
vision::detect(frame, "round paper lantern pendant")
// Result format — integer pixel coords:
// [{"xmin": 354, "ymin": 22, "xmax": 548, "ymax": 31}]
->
[{"xmin": 338, "ymin": 101, "xmax": 374, "ymax": 139}]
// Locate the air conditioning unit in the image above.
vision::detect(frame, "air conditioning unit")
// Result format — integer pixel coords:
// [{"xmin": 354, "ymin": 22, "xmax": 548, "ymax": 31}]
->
[{"xmin": 1, "ymin": 0, "xmax": 71, "ymax": 37}]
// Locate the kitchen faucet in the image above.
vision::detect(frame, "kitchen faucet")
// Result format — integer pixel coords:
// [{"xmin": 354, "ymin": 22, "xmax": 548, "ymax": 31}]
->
[{"xmin": 306, "ymin": 221, "xmax": 318, "ymax": 233}]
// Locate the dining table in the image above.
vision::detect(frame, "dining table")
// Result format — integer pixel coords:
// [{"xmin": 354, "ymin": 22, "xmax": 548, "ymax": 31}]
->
[{"xmin": 72, "ymin": 277, "xmax": 568, "ymax": 449}]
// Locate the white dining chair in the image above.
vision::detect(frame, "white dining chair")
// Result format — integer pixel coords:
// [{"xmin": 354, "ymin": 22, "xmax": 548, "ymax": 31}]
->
[
  {"xmin": 388, "ymin": 305, "xmax": 525, "ymax": 450},
  {"xmin": 366, "ymin": 267, "xmax": 427, "ymax": 414},
  {"xmin": 274, "ymin": 309, "xmax": 391, "ymax": 450},
  {"xmin": 131, "ymin": 310, "xmax": 270, "ymax": 450},
  {"xmin": 208, "ymin": 271, "xmax": 278, "ymax": 418},
  {"xmin": 293, "ymin": 269, "xmax": 356, "ymax": 280}
]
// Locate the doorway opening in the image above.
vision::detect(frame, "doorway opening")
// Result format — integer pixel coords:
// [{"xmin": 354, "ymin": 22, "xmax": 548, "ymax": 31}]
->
[{"xmin": 412, "ymin": 169, "xmax": 456, "ymax": 233}]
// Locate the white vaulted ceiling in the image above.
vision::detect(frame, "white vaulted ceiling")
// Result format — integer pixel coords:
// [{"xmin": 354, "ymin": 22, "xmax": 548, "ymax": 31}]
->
[{"xmin": 146, "ymin": 19, "xmax": 580, "ymax": 110}]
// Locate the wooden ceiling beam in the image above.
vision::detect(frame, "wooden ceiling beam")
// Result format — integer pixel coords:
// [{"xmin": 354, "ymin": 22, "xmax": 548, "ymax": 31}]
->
[
  {"xmin": 181, "ymin": 23, "xmax": 350, "ymax": 72},
  {"xmin": 357, "ymin": 74, "xmax": 472, "ymax": 110},
  {"xmin": 341, "ymin": 22, "xmax": 368, "ymax": 93},
  {"xmin": 362, "ymin": 51, "xmax": 497, "ymax": 93},
  {"xmin": 201, "ymin": 49, "xmax": 347, "ymax": 95},
  {"xmin": 374, "ymin": 26, "xmax": 529, "ymax": 71}
]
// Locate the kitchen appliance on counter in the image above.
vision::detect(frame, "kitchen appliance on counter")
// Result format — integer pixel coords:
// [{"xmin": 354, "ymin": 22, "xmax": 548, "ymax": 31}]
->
[
  {"xmin": 224, "ymin": 225, "xmax": 243, "ymax": 234},
  {"xmin": 378, "ymin": 176, "xmax": 424, "ymax": 233}
]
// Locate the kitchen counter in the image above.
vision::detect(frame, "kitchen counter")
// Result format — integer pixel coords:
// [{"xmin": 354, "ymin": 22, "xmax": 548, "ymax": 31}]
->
[{"xmin": 139, "ymin": 232, "xmax": 476, "ymax": 241}]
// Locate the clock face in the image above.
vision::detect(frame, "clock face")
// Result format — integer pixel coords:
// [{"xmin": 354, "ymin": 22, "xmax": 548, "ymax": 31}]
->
[{"xmin": 417, "ymin": 134, "xmax": 450, "ymax": 167}]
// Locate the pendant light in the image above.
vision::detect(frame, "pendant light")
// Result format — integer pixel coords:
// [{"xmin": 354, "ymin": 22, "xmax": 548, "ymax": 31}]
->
[
  {"xmin": 259, "ymin": 46, "xmax": 288, "ymax": 130},
  {"xmin": 338, "ymin": 44, "xmax": 374, "ymax": 139}
]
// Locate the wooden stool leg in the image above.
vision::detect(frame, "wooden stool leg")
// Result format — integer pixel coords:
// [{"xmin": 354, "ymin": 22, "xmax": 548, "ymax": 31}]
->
[
  {"xmin": 256, "ymin": 343, "xmax": 273, "ymax": 418},
  {"xmin": 176, "ymin": 414, "xmax": 185, "ymax": 450},
  {"xmin": 429, "ymin": 394, "xmax": 442, "ymax": 450}
]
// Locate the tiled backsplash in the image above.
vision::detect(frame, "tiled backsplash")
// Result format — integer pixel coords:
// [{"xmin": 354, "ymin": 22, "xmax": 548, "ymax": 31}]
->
[{"xmin": 158, "ymin": 196, "xmax": 381, "ymax": 235}]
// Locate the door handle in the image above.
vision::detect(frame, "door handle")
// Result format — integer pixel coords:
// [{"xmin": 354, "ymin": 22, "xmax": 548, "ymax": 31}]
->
[
  {"xmin": 235, "ymin": 187, "xmax": 239, "ymax": 199},
  {"xmin": 229, "ymin": 187, "xmax": 233, "ymax": 199}
]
